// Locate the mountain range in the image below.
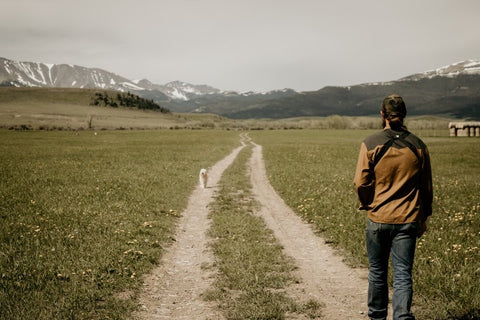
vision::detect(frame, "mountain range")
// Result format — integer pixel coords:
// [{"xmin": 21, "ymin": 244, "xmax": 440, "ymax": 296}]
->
[{"xmin": 1, "ymin": 57, "xmax": 479, "ymax": 119}]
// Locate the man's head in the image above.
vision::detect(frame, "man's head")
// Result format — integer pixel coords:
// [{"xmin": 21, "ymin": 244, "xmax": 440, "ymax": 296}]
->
[
  {"xmin": 381, "ymin": 94, "xmax": 407, "ymax": 129},
  {"xmin": 381, "ymin": 94, "xmax": 406, "ymax": 119}
]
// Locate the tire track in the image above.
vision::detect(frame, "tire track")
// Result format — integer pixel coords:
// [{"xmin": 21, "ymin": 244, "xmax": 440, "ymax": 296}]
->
[
  {"xmin": 132, "ymin": 135, "xmax": 249, "ymax": 320},
  {"xmin": 249, "ymin": 141, "xmax": 370, "ymax": 319}
]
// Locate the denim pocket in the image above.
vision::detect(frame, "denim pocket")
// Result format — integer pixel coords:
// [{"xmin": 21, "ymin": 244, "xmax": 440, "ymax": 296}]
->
[
  {"xmin": 400, "ymin": 222, "xmax": 420, "ymax": 236},
  {"xmin": 366, "ymin": 218, "xmax": 380, "ymax": 234}
]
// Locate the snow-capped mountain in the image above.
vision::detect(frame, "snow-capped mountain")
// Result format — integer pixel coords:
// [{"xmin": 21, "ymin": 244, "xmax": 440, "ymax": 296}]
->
[
  {"xmin": 400, "ymin": 59, "xmax": 480, "ymax": 81},
  {"xmin": 360, "ymin": 59, "xmax": 480, "ymax": 86},
  {"xmin": 219, "ymin": 59, "xmax": 480, "ymax": 119},
  {"xmin": 131, "ymin": 79, "xmax": 221, "ymax": 100},
  {"xmin": 165, "ymin": 81, "xmax": 221, "ymax": 100},
  {"xmin": 1, "ymin": 57, "xmax": 478, "ymax": 119},
  {"xmin": 0, "ymin": 57, "xmax": 144, "ymax": 92},
  {"xmin": 0, "ymin": 57, "xmax": 221, "ymax": 101}
]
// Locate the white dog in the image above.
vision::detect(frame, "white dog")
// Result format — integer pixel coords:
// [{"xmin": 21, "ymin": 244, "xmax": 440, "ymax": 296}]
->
[{"xmin": 199, "ymin": 168, "xmax": 208, "ymax": 189}]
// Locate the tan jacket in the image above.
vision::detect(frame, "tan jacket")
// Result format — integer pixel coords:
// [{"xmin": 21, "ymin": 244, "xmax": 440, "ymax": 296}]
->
[{"xmin": 354, "ymin": 127, "xmax": 433, "ymax": 224}]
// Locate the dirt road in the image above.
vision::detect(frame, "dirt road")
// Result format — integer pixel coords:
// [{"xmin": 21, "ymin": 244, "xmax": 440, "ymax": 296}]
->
[
  {"xmin": 249, "ymin": 141, "xmax": 369, "ymax": 319},
  {"xmin": 133, "ymin": 134, "xmax": 371, "ymax": 320}
]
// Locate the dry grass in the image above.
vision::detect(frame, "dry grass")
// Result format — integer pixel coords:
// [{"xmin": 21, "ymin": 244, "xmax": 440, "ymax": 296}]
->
[
  {"xmin": 0, "ymin": 87, "xmax": 228, "ymax": 130},
  {"xmin": 0, "ymin": 87, "xmax": 457, "ymax": 132}
]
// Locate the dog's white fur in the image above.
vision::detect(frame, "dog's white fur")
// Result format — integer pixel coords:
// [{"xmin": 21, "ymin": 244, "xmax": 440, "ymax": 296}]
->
[{"xmin": 199, "ymin": 168, "xmax": 208, "ymax": 189}]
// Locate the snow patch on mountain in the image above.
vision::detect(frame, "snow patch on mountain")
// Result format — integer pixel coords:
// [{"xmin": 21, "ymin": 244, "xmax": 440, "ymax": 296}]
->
[
  {"xmin": 121, "ymin": 82, "xmax": 144, "ymax": 91},
  {"xmin": 170, "ymin": 88, "xmax": 188, "ymax": 100},
  {"xmin": 45, "ymin": 63, "xmax": 54, "ymax": 84},
  {"xmin": 401, "ymin": 59, "xmax": 480, "ymax": 81}
]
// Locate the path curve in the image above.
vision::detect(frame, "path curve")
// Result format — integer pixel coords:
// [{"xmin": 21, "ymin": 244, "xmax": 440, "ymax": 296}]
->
[
  {"xmin": 132, "ymin": 134, "xmax": 249, "ymax": 320},
  {"xmin": 249, "ymin": 142, "xmax": 370, "ymax": 319}
]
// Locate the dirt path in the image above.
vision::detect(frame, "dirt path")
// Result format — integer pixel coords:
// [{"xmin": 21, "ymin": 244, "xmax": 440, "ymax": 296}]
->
[
  {"xmin": 133, "ymin": 134, "xmax": 373, "ymax": 320},
  {"xmin": 132, "ymin": 134, "xmax": 249, "ymax": 320},
  {"xmin": 249, "ymin": 142, "xmax": 369, "ymax": 319}
]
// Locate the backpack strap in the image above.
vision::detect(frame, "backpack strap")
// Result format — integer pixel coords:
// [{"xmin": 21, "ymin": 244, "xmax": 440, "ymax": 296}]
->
[
  {"xmin": 400, "ymin": 132, "xmax": 420, "ymax": 162},
  {"xmin": 372, "ymin": 137, "xmax": 395, "ymax": 168},
  {"xmin": 372, "ymin": 130, "xmax": 420, "ymax": 169}
]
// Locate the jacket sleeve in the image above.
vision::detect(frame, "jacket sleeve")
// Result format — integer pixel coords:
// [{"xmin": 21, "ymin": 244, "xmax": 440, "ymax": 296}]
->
[
  {"xmin": 421, "ymin": 146, "xmax": 433, "ymax": 219},
  {"xmin": 354, "ymin": 142, "xmax": 374, "ymax": 210}
]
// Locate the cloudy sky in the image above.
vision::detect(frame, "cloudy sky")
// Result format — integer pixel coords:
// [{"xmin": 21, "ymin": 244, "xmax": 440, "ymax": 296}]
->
[{"xmin": 2, "ymin": 0, "xmax": 479, "ymax": 92}]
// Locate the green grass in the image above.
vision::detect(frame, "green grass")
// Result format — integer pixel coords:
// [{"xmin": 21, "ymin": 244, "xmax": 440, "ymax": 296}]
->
[
  {"xmin": 250, "ymin": 130, "xmax": 366, "ymax": 265},
  {"xmin": 250, "ymin": 129, "xmax": 480, "ymax": 320},
  {"xmin": 0, "ymin": 129, "xmax": 239, "ymax": 319},
  {"xmin": 413, "ymin": 136, "xmax": 480, "ymax": 319},
  {"xmin": 206, "ymin": 143, "xmax": 322, "ymax": 319},
  {"xmin": 2, "ymin": 127, "xmax": 477, "ymax": 319}
]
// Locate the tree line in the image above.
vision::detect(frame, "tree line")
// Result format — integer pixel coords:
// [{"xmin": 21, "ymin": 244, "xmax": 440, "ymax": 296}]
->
[{"xmin": 90, "ymin": 91, "xmax": 170, "ymax": 113}]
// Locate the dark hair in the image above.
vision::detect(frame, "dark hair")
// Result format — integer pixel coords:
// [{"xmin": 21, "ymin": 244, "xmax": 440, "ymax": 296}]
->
[
  {"xmin": 381, "ymin": 94, "xmax": 406, "ymax": 130},
  {"xmin": 382, "ymin": 115, "xmax": 404, "ymax": 130}
]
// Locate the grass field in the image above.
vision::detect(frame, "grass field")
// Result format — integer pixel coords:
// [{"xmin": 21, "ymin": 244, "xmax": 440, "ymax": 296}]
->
[
  {"xmin": 1, "ymin": 128, "xmax": 478, "ymax": 319},
  {"xmin": 0, "ymin": 129, "xmax": 239, "ymax": 319},
  {"xmin": 250, "ymin": 129, "xmax": 480, "ymax": 319}
]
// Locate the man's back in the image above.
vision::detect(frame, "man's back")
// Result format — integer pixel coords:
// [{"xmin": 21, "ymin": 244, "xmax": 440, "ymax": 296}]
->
[{"xmin": 354, "ymin": 128, "xmax": 432, "ymax": 223}]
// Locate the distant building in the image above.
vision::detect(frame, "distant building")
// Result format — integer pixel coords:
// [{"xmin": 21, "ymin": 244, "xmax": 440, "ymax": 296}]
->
[{"xmin": 449, "ymin": 122, "xmax": 480, "ymax": 137}]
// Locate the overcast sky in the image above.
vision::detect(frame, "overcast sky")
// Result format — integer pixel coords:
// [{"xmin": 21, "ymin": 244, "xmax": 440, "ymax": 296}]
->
[{"xmin": 2, "ymin": 0, "xmax": 479, "ymax": 92}]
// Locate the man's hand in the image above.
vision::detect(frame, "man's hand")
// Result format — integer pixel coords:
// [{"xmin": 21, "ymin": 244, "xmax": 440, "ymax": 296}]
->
[{"xmin": 417, "ymin": 221, "xmax": 427, "ymax": 238}]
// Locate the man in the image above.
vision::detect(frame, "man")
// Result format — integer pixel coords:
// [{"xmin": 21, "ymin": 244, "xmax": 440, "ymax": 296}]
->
[{"xmin": 354, "ymin": 94, "xmax": 433, "ymax": 320}]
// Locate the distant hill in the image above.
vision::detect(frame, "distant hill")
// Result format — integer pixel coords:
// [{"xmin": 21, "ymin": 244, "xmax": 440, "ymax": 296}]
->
[
  {"xmin": 1, "ymin": 57, "xmax": 479, "ymax": 119},
  {"xmin": 0, "ymin": 87, "xmax": 223, "ymax": 130},
  {"xmin": 168, "ymin": 60, "xmax": 480, "ymax": 120},
  {"xmin": 222, "ymin": 72, "xmax": 480, "ymax": 120}
]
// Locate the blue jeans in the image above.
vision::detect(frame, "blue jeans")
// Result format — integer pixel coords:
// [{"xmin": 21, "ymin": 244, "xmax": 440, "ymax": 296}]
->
[{"xmin": 366, "ymin": 219, "xmax": 418, "ymax": 320}]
